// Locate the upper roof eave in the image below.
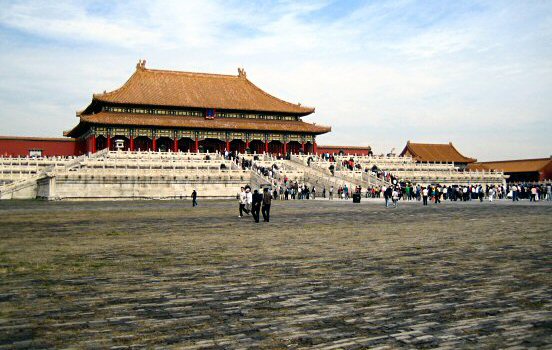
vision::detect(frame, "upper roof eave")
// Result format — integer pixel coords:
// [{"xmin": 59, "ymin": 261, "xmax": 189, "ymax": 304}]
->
[{"xmin": 89, "ymin": 64, "xmax": 316, "ymax": 115}]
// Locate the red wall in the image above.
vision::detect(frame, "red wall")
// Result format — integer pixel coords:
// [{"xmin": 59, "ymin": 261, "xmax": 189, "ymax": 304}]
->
[
  {"xmin": 0, "ymin": 137, "xmax": 83, "ymax": 157},
  {"xmin": 317, "ymin": 146, "xmax": 372, "ymax": 156}
]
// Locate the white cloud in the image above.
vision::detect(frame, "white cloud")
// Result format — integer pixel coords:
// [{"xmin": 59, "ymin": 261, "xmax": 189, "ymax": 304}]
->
[
  {"xmin": 0, "ymin": 0, "xmax": 550, "ymax": 161},
  {"xmin": 0, "ymin": 1, "xmax": 160, "ymax": 47}
]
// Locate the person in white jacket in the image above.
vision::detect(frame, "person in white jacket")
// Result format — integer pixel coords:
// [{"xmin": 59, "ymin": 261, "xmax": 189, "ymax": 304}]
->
[
  {"xmin": 238, "ymin": 187, "xmax": 249, "ymax": 217},
  {"xmin": 488, "ymin": 187, "xmax": 495, "ymax": 202}
]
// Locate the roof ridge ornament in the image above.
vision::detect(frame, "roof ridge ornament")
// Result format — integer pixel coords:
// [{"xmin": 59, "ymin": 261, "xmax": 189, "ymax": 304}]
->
[
  {"xmin": 237, "ymin": 67, "xmax": 246, "ymax": 78},
  {"xmin": 136, "ymin": 59, "xmax": 147, "ymax": 70}
]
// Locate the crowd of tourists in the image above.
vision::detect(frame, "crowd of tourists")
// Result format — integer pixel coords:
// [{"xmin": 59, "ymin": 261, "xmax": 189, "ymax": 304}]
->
[
  {"xmin": 365, "ymin": 183, "xmax": 551, "ymax": 207},
  {"xmin": 231, "ymin": 182, "xmax": 551, "ymax": 212}
]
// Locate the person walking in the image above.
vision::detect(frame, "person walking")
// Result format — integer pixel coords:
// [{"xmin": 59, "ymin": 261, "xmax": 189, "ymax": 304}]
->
[
  {"xmin": 434, "ymin": 186, "xmax": 441, "ymax": 204},
  {"xmin": 261, "ymin": 187, "xmax": 272, "ymax": 222},
  {"xmin": 329, "ymin": 186, "xmax": 334, "ymax": 200},
  {"xmin": 251, "ymin": 189, "xmax": 262, "ymax": 223},
  {"xmin": 488, "ymin": 187, "xmax": 495, "ymax": 202},
  {"xmin": 191, "ymin": 189, "xmax": 198, "ymax": 207},
  {"xmin": 391, "ymin": 187, "xmax": 399, "ymax": 208},
  {"xmin": 238, "ymin": 187, "xmax": 248, "ymax": 217},
  {"xmin": 384, "ymin": 186, "xmax": 392, "ymax": 207},
  {"xmin": 344, "ymin": 184, "xmax": 349, "ymax": 200}
]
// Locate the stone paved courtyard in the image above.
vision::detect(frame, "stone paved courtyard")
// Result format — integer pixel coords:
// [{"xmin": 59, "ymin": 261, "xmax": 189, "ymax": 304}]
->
[{"xmin": 0, "ymin": 199, "xmax": 551, "ymax": 349}]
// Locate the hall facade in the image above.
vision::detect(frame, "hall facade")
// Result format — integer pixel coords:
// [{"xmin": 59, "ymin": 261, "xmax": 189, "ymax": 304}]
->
[{"xmin": 64, "ymin": 61, "xmax": 330, "ymax": 156}]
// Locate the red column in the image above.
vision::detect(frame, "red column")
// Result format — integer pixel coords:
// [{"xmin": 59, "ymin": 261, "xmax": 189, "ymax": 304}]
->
[
  {"xmin": 246, "ymin": 140, "xmax": 250, "ymax": 150},
  {"xmin": 283, "ymin": 142, "xmax": 287, "ymax": 155},
  {"xmin": 90, "ymin": 135, "xmax": 96, "ymax": 153},
  {"xmin": 130, "ymin": 137, "xmax": 135, "ymax": 151},
  {"xmin": 301, "ymin": 142, "xmax": 305, "ymax": 153},
  {"xmin": 195, "ymin": 137, "xmax": 199, "ymax": 152},
  {"xmin": 107, "ymin": 135, "xmax": 111, "ymax": 151},
  {"xmin": 265, "ymin": 141, "xmax": 269, "ymax": 153},
  {"xmin": 313, "ymin": 142, "xmax": 317, "ymax": 154},
  {"xmin": 173, "ymin": 138, "xmax": 178, "ymax": 152},
  {"xmin": 152, "ymin": 138, "xmax": 157, "ymax": 151},
  {"xmin": 226, "ymin": 140, "xmax": 230, "ymax": 152}
]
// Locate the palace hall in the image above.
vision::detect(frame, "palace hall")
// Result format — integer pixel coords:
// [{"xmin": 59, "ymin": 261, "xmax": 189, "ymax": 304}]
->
[{"xmin": 65, "ymin": 60, "xmax": 330, "ymax": 156}]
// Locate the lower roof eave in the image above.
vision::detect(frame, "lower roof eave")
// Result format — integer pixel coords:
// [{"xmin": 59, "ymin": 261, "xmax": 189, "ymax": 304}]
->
[{"xmin": 78, "ymin": 113, "xmax": 331, "ymax": 135}]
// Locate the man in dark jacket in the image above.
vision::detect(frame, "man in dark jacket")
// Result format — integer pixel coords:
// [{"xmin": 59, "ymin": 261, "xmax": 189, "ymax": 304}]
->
[
  {"xmin": 262, "ymin": 187, "xmax": 272, "ymax": 222},
  {"xmin": 252, "ymin": 189, "xmax": 262, "ymax": 223},
  {"xmin": 191, "ymin": 189, "xmax": 198, "ymax": 207},
  {"xmin": 384, "ymin": 186, "xmax": 392, "ymax": 207}
]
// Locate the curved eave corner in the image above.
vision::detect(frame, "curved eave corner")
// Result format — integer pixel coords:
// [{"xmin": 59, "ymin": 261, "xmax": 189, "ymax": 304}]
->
[
  {"xmin": 315, "ymin": 125, "xmax": 332, "ymax": 134},
  {"xmin": 449, "ymin": 142, "xmax": 477, "ymax": 163}
]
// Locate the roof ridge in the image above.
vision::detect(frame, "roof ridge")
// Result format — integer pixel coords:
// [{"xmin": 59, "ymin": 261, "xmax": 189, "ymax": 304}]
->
[
  {"xmin": 408, "ymin": 142, "xmax": 453, "ymax": 145},
  {"xmin": 144, "ymin": 67, "xmax": 238, "ymax": 79}
]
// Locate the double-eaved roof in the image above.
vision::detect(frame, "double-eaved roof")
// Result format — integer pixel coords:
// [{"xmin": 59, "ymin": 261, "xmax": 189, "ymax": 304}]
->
[
  {"xmin": 400, "ymin": 141, "xmax": 476, "ymax": 163},
  {"xmin": 67, "ymin": 62, "xmax": 330, "ymax": 138}
]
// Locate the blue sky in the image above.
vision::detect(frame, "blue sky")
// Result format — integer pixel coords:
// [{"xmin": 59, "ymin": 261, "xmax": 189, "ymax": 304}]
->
[{"xmin": 0, "ymin": 0, "xmax": 550, "ymax": 160}]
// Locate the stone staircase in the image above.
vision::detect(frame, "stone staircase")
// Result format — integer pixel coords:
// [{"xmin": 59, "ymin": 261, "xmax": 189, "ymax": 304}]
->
[
  {"xmin": 289, "ymin": 155, "xmax": 390, "ymax": 190},
  {"xmin": 284, "ymin": 157, "xmax": 354, "ymax": 190}
]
